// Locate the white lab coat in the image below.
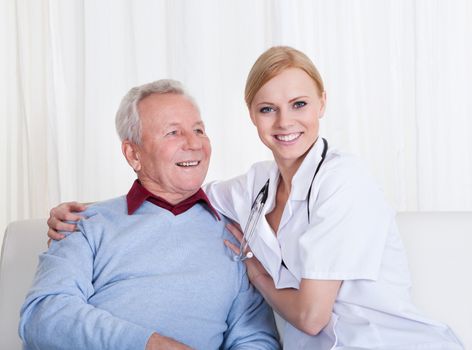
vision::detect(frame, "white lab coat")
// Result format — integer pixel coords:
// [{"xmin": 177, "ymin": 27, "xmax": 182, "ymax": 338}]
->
[{"xmin": 205, "ymin": 137, "xmax": 463, "ymax": 350}]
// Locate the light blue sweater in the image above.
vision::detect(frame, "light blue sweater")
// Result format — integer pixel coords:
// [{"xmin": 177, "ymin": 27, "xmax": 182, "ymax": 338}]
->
[{"xmin": 19, "ymin": 196, "xmax": 280, "ymax": 350}]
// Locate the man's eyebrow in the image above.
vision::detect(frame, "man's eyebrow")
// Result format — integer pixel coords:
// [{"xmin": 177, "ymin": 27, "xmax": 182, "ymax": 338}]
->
[
  {"xmin": 163, "ymin": 121, "xmax": 205, "ymax": 128},
  {"xmin": 163, "ymin": 122, "xmax": 180, "ymax": 128}
]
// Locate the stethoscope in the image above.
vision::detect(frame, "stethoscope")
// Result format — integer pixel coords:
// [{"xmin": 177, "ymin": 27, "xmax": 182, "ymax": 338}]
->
[{"xmin": 234, "ymin": 138, "xmax": 328, "ymax": 261}]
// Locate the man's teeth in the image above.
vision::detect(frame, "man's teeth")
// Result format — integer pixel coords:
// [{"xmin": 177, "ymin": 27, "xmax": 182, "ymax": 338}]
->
[
  {"xmin": 177, "ymin": 161, "xmax": 199, "ymax": 167},
  {"xmin": 275, "ymin": 133, "xmax": 301, "ymax": 142}
]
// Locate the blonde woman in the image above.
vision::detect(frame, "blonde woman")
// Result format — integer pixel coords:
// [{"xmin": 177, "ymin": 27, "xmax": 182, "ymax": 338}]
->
[{"xmin": 48, "ymin": 46, "xmax": 463, "ymax": 349}]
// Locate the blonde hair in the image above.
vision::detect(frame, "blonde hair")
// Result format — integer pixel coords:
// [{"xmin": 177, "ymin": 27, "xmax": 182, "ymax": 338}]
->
[{"xmin": 244, "ymin": 46, "xmax": 325, "ymax": 108}]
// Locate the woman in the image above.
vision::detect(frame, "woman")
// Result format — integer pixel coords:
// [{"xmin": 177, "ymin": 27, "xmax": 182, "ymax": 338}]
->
[
  {"xmin": 48, "ymin": 47, "xmax": 463, "ymax": 349},
  {"xmin": 203, "ymin": 46, "xmax": 463, "ymax": 349}
]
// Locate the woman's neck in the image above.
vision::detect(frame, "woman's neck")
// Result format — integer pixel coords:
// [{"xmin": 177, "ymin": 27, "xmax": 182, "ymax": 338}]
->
[
  {"xmin": 265, "ymin": 156, "xmax": 302, "ymax": 234},
  {"xmin": 274, "ymin": 140, "xmax": 317, "ymax": 194},
  {"xmin": 274, "ymin": 157, "xmax": 303, "ymax": 194}
]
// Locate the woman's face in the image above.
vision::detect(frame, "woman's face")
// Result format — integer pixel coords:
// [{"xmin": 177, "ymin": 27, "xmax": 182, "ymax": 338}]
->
[{"xmin": 249, "ymin": 68, "xmax": 326, "ymax": 169}]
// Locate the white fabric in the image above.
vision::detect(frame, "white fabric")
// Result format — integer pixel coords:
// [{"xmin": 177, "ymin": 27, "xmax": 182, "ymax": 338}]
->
[
  {"xmin": 205, "ymin": 138, "xmax": 463, "ymax": 349},
  {"xmin": 1, "ymin": 1, "xmax": 472, "ymax": 244}
]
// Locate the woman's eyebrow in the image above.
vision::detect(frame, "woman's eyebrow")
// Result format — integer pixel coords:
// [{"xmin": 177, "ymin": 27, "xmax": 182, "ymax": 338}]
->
[
  {"xmin": 255, "ymin": 101, "xmax": 275, "ymax": 107},
  {"xmin": 288, "ymin": 95, "xmax": 309, "ymax": 103}
]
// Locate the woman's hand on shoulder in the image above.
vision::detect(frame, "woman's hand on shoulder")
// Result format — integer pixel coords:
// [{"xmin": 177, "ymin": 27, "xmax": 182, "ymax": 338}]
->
[
  {"xmin": 47, "ymin": 201, "xmax": 88, "ymax": 241},
  {"xmin": 145, "ymin": 333, "xmax": 193, "ymax": 350},
  {"xmin": 224, "ymin": 223, "xmax": 270, "ymax": 282}
]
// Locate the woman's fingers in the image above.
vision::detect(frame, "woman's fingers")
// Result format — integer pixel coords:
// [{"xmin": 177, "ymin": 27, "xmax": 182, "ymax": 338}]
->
[
  {"xmin": 47, "ymin": 216, "xmax": 77, "ymax": 233},
  {"xmin": 226, "ymin": 223, "xmax": 244, "ymax": 243},
  {"xmin": 63, "ymin": 201, "xmax": 87, "ymax": 220},
  {"xmin": 49, "ymin": 202, "xmax": 84, "ymax": 222},
  {"xmin": 47, "ymin": 228, "xmax": 65, "ymax": 241},
  {"xmin": 224, "ymin": 239, "xmax": 240, "ymax": 255},
  {"xmin": 47, "ymin": 201, "xmax": 85, "ymax": 234},
  {"xmin": 232, "ymin": 222, "xmax": 243, "ymax": 232},
  {"xmin": 46, "ymin": 201, "xmax": 86, "ymax": 244},
  {"xmin": 225, "ymin": 223, "xmax": 256, "ymax": 260}
]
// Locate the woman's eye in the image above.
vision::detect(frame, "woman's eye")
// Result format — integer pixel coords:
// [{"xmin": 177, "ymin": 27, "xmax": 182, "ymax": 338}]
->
[
  {"xmin": 293, "ymin": 101, "xmax": 307, "ymax": 109},
  {"xmin": 260, "ymin": 106, "xmax": 275, "ymax": 113}
]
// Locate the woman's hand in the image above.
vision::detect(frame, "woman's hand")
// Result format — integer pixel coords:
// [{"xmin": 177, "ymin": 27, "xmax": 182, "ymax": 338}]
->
[
  {"xmin": 225, "ymin": 223, "xmax": 270, "ymax": 282},
  {"xmin": 47, "ymin": 201, "xmax": 88, "ymax": 241},
  {"xmin": 145, "ymin": 333, "xmax": 193, "ymax": 350},
  {"xmin": 226, "ymin": 224, "xmax": 341, "ymax": 336}
]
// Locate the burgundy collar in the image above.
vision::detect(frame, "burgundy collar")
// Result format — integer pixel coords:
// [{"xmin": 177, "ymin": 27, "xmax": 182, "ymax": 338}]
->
[{"xmin": 126, "ymin": 179, "xmax": 220, "ymax": 220}]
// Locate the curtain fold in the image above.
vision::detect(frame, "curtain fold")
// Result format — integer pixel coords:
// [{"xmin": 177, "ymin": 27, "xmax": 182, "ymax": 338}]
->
[
  {"xmin": 1, "ymin": 0, "xmax": 50, "ymax": 234},
  {"xmin": 2, "ymin": 0, "xmax": 472, "ymax": 244}
]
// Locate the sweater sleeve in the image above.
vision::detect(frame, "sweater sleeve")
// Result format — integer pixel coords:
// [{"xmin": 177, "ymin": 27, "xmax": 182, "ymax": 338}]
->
[
  {"xmin": 19, "ymin": 225, "xmax": 155, "ymax": 350},
  {"xmin": 221, "ymin": 270, "xmax": 281, "ymax": 349}
]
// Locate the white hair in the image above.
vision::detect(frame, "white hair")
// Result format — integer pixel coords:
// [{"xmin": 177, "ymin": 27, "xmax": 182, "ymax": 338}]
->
[{"xmin": 115, "ymin": 79, "xmax": 198, "ymax": 144}]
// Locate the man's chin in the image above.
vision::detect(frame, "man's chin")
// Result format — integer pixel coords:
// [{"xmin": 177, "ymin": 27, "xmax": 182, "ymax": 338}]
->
[{"xmin": 176, "ymin": 179, "xmax": 205, "ymax": 194}]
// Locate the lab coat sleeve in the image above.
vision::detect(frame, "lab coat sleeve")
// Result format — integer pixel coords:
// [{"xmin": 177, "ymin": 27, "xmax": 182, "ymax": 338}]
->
[
  {"xmin": 204, "ymin": 175, "xmax": 249, "ymax": 224},
  {"xmin": 221, "ymin": 268, "xmax": 281, "ymax": 349},
  {"xmin": 19, "ymin": 221, "xmax": 154, "ymax": 350},
  {"xmin": 204, "ymin": 161, "xmax": 274, "ymax": 226},
  {"xmin": 298, "ymin": 156, "xmax": 395, "ymax": 281}
]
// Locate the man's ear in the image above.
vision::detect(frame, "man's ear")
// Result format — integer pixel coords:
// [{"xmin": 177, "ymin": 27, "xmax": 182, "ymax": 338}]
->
[{"xmin": 122, "ymin": 141, "xmax": 141, "ymax": 172}]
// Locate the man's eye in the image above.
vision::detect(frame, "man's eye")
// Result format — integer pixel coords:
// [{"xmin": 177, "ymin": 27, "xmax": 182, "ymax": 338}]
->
[
  {"xmin": 195, "ymin": 128, "xmax": 205, "ymax": 135},
  {"xmin": 260, "ymin": 106, "xmax": 275, "ymax": 113},
  {"xmin": 293, "ymin": 101, "xmax": 307, "ymax": 109},
  {"xmin": 166, "ymin": 130, "xmax": 178, "ymax": 136}
]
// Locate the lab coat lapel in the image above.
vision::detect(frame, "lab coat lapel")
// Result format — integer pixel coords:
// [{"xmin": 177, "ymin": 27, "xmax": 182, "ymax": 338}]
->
[
  {"xmin": 278, "ymin": 137, "xmax": 325, "ymax": 232},
  {"xmin": 250, "ymin": 162, "xmax": 283, "ymax": 278}
]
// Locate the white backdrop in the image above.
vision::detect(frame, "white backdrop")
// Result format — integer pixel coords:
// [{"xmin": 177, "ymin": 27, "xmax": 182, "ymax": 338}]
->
[{"xmin": 2, "ymin": 0, "xmax": 472, "ymax": 243}]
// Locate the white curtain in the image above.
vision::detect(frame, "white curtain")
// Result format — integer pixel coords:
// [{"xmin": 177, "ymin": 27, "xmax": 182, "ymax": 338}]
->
[{"xmin": 2, "ymin": 0, "xmax": 472, "ymax": 244}]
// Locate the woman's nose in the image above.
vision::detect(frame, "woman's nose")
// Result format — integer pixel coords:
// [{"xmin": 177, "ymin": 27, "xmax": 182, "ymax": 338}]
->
[{"xmin": 276, "ymin": 109, "xmax": 294, "ymax": 129}]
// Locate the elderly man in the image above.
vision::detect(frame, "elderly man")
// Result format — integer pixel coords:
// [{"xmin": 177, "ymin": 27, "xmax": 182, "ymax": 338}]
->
[{"xmin": 19, "ymin": 80, "xmax": 280, "ymax": 350}]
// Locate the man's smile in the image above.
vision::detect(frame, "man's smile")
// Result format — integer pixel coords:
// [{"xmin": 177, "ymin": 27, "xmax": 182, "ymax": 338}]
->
[{"xmin": 176, "ymin": 160, "xmax": 200, "ymax": 167}]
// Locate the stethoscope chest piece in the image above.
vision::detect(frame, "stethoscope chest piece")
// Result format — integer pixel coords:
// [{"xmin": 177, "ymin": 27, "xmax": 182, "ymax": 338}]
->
[{"xmin": 233, "ymin": 251, "xmax": 253, "ymax": 261}]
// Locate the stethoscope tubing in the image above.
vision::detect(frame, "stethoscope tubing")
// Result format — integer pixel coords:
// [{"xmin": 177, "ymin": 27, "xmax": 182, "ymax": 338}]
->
[
  {"xmin": 234, "ymin": 138, "xmax": 328, "ymax": 261},
  {"xmin": 234, "ymin": 179, "xmax": 270, "ymax": 261}
]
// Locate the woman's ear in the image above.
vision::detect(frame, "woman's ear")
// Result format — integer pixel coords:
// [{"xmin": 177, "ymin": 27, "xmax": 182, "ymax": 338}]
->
[
  {"xmin": 249, "ymin": 110, "xmax": 257, "ymax": 126},
  {"xmin": 122, "ymin": 141, "xmax": 141, "ymax": 172},
  {"xmin": 319, "ymin": 91, "xmax": 327, "ymax": 119},
  {"xmin": 249, "ymin": 104, "xmax": 259, "ymax": 126}
]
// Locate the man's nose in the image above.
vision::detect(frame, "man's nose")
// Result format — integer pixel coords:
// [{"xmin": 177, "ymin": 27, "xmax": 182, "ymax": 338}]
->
[{"xmin": 184, "ymin": 132, "xmax": 202, "ymax": 150}]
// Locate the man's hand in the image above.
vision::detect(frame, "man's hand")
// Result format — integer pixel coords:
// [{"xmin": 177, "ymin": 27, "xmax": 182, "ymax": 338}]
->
[
  {"xmin": 145, "ymin": 333, "xmax": 193, "ymax": 350},
  {"xmin": 47, "ymin": 201, "xmax": 87, "ymax": 241}
]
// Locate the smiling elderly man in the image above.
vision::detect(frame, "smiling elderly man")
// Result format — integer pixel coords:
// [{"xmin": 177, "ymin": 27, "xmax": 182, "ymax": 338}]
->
[{"xmin": 19, "ymin": 80, "xmax": 280, "ymax": 350}]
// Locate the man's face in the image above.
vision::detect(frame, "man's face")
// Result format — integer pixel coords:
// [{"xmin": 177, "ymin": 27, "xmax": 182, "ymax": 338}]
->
[{"xmin": 127, "ymin": 93, "xmax": 211, "ymax": 203}]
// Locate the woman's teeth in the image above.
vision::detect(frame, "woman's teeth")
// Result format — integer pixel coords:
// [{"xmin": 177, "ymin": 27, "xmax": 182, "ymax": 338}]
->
[
  {"xmin": 177, "ymin": 161, "xmax": 199, "ymax": 167},
  {"xmin": 275, "ymin": 133, "xmax": 301, "ymax": 142}
]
